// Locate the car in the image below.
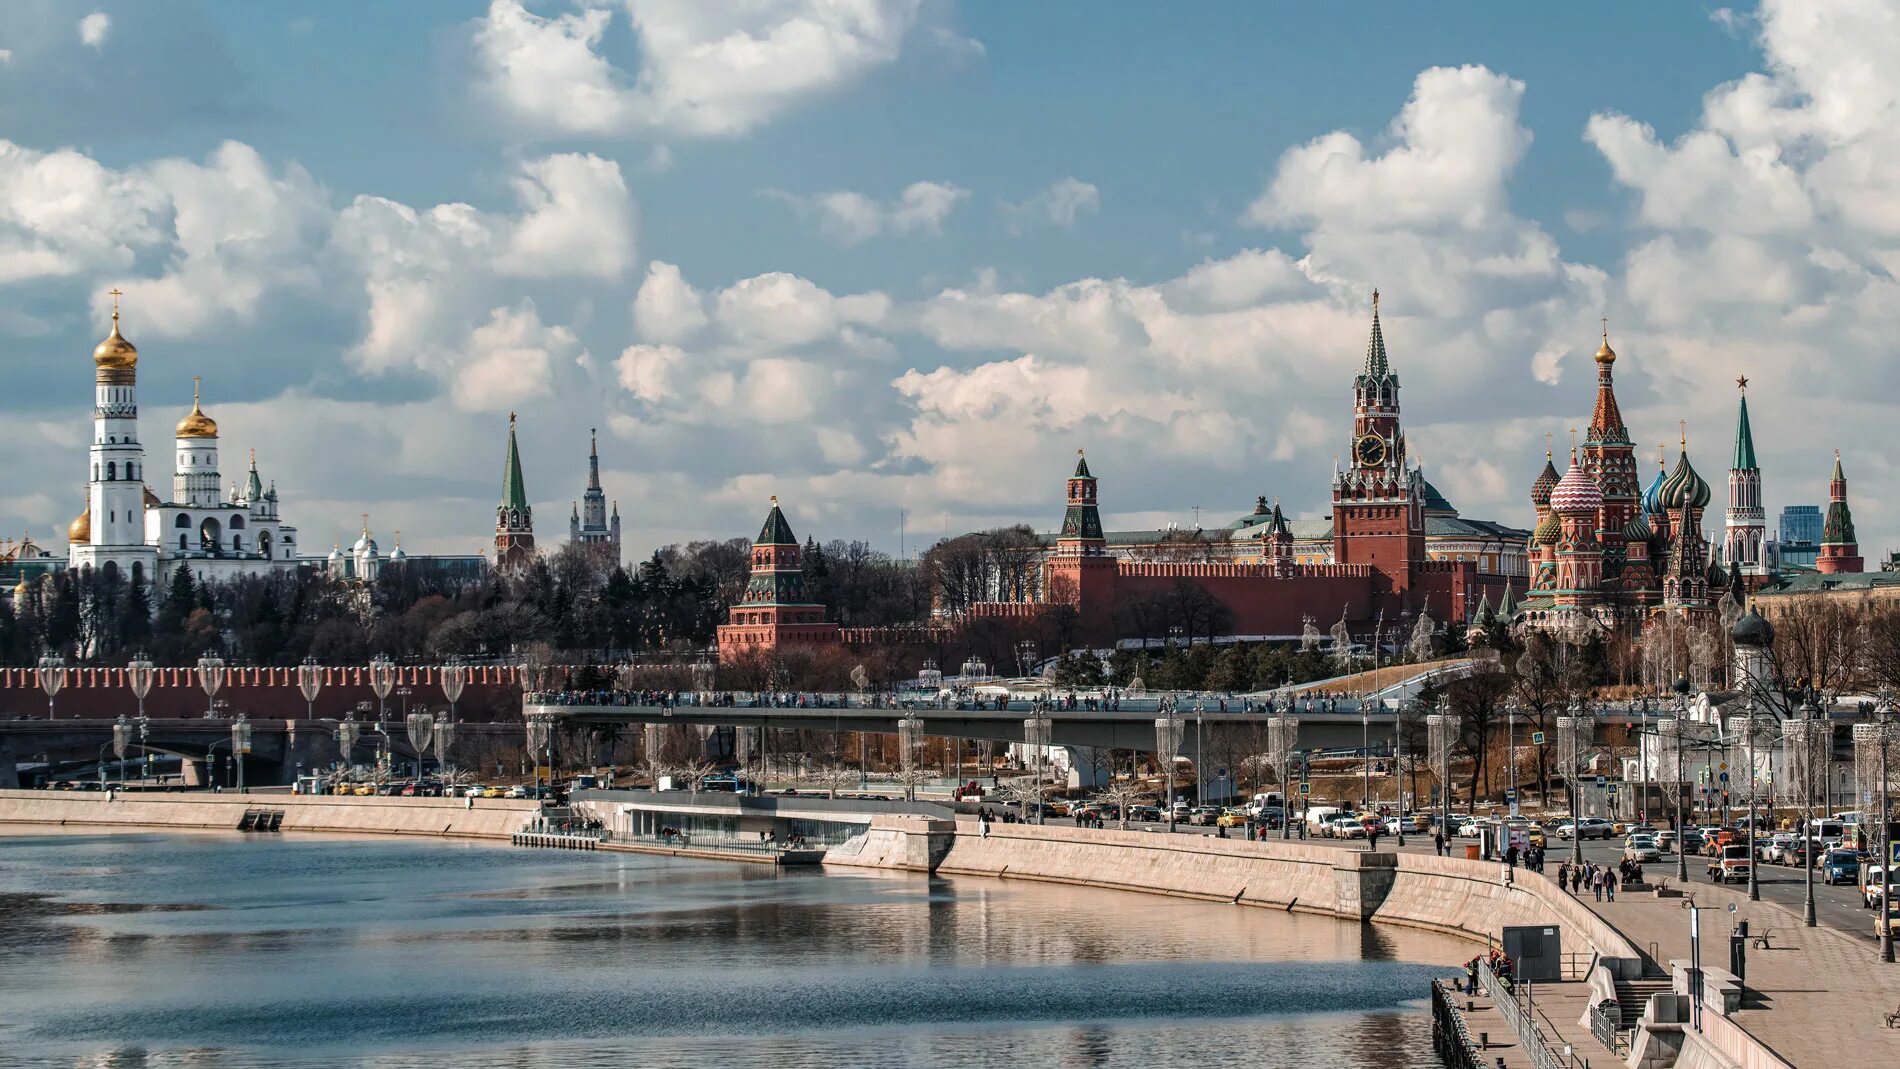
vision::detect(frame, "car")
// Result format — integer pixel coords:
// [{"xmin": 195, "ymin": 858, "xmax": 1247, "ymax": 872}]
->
[
  {"xmin": 483, "ymin": 785, "xmax": 508, "ymax": 798},
  {"xmin": 1456, "ymin": 820, "xmax": 1485, "ymax": 839},
  {"xmin": 1551, "ymin": 822, "xmax": 1578, "ymax": 840},
  {"xmin": 1759, "ymin": 833, "xmax": 1794, "ymax": 863},
  {"xmin": 1876, "ymin": 904, "xmax": 1900, "ymax": 941},
  {"xmin": 1678, "ymin": 830, "xmax": 1705, "ymax": 855},
  {"xmin": 1863, "ymin": 867, "xmax": 1892, "ymax": 909},
  {"xmin": 1217, "ymin": 809, "xmax": 1250, "ymax": 828},
  {"xmin": 1623, "ymin": 836, "xmax": 1661, "ymax": 863},
  {"xmin": 508, "ymin": 785, "xmax": 533, "ymax": 799},
  {"xmin": 1578, "ymin": 818, "xmax": 1614, "ymax": 840},
  {"xmin": 352, "ymin": 783, "xmax": 376, "ymax": 796},
  {"xmin": 1128, "ymin": 805, "xmax": 1161, "ymax": 823},
  {"xmin": 1328, "ymin": 816, "xmax": 1368, "ymax": 839},
  {"xmin": 1188, "ymin": 806, "xmax": 1222, "ymax": 826},
  {"xmin": 1654, "ymin": 829, "xmax": 1678, "ymax": 854},
  {"xmin": 1707, "ymin": 844, "xmax": 1752, "ymax": 885},
  {"xmin": 1821, "ymin": 849, "xmax": 1862, "ymax": 885},
  {"xmin": 1360, "ymin": 817, "xmax": 1388, "ymax": 837}
]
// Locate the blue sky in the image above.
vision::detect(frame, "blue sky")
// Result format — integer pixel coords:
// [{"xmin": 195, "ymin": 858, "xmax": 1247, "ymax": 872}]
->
[{"xmin": 1, "ymin": 1, "xmax": 1895, "ymax": 562}]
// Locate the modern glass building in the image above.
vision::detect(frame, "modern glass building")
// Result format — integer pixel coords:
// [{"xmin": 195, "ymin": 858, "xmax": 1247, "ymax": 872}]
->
[{"xmin": 1779, "ymin": 504, "xmax": 1821, "ymax": 568}]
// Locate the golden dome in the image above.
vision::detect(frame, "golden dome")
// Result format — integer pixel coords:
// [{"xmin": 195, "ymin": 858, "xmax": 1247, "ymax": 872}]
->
[
  {"xmin": 93, "ymin": 291, "xmax": 138, "ymax": 370},
  {"xmin": 1595, "ymin": 321, "xmax": 1616, "ymax": 364},
  {"xmin": 176, "ymin": 377, "xmax": 218, "ymax": 439},
  {"xmin": 68, "ymin": 498, "xmax": 92, "ymax": 545}
]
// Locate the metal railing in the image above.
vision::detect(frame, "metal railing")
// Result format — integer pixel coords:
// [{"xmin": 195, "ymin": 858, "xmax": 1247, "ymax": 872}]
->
[
  {"xmin": 1589, "ymin": 1001, "xmax": 1626, "ymax": 1054},
  {"xmin": 1478, "ymin": 958, "xmax": 1592, "ymax": 1069},
  {"xmin": 620, "ymin": 832, "xmax": 839, "ymax": 856},
  {"xmin": 1430, "ymin": 979, "xmax": 1485, "ymax": 1069}
]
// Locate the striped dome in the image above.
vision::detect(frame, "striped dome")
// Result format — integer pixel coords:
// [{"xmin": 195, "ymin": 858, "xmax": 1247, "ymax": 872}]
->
[
  {"xmin": 1659, "ymin": 448, "xmax": 1711, "ymax": 510},
  {"xmin": 1641, "ymin": 463, "xmax": 1667, "ymax": 515},
  {"xmin": 1532, "ymin": 511, "xmax": 1562, "ymax": 546},
  {"xmin": 1549, "ymin": 460, "xmax": 1602, "ymax": 514},
  {"xmin": 1624, "ymin": 513, "xmax": 1653, "ymax": 542},
  {"xmin": 1530, "ymin": 456, "xmax": 1560, "ymax": 509}
]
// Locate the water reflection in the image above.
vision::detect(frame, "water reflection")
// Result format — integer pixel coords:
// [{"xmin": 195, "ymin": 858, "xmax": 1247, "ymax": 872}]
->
[{"xmin": 0, "ymin": 833, "xmax": 1463, "ymax": 1068}]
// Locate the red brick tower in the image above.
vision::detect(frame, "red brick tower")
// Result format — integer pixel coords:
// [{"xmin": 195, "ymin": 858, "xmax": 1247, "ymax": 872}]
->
[
  {"xmin": 494, "ymin": 412, "xmax": 536, "ymax": 574},
  {"xmin": 1045, "ymin": 450, "xmax": 1118, "ymax": 635},
  {"xmin": 1331, "ymin": 291, "xmax": 1425, "ymax": 595},
  {"xmin": 1581, "ymin": 325, "xmax": 1639, "ymax": 585},
  {"xmin": 1817, "ymin": 451, "xmax": 1863, "ymax": 574},
  {"xmin": 716, "ymin": 497, "xmax": 841, "ymax": 660}
]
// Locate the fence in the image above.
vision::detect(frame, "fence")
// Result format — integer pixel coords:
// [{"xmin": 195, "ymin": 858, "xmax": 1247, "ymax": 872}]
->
[
  {"xmin": 1478, "ymin": 957, "xmax": 1593, "ymax": 1069},
  {"xmin": 1430, "ymin": 979, "xmax": 1485, "ymax": 1069}
]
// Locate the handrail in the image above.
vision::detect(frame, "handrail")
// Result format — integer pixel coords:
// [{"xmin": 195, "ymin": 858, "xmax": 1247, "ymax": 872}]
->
[
  {"xmin": 1430, "ymin": 979, "xmax": 1485, "ymax": 1069},
  {"xmin": 1478, "ymin": 957, "xmax": 1591, "ymax": 1069}
]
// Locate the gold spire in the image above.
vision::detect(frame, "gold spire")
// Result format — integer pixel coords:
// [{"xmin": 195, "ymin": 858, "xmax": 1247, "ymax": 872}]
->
[
  {"xmin": 1595, "ymin": 318, "xmax": 1616, "ymax": 364},
  {"xmin": 175, "ymin": 376, "xmax": 218, "ymax": 438},
  {"xmin": 92, "ymin": 288, "xmax": 139, "ymax": 372},
  {"xmin": 770, "ymin": 495, "xmax": 779, "ymax": 507},
  {"xmin": 360, "ymin": 513, "xmax": 370, "ymax": 538},
  {"xmin": 1679, "ymin": 420, "xmax": 1687, "ymax": 450},
  {"xmin": 1545, "ymin": 431, "xmax": 1553, "ymax": 461}
]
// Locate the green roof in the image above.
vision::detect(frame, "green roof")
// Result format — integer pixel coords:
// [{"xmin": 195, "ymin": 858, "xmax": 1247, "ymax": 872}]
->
[
  {"xmin": 1733, "ymin": 393, "xmax": 1757, "ymax": 470},
  {"xmin": 500, "ymin": 416, "xmax": 529, "ymax": 512},
  {"xmin": 1073, "ymin": 452, "xmax": 1093, "ymax": 479},
  {"xmin": 1362, "ymin": 293, "xmax": 1389, "ymax": 379},
  {"xmin": 756, "ymin": 502, "xmax": 798, "ymax": 545}
]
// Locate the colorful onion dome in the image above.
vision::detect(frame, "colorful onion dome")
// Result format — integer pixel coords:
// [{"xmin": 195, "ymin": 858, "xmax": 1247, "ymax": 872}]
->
[
  {"xmin": 1549, "ymin": 455, "xmax": 1603, "ymax": 514},
  {"xmin": 1641, "ymin": 460, "xmax": 1667, "ymax": 515},
  {"xmin": 1659, "ymin": 446, "xmax": 1711, "ymax": 510},
  {"xmin": 1530, "ymin": 453, "xmax": 1560, "ymax": 509},
  {"xmin": 1623, "ymin": 513, "xmax": 1653, "ymax": 542},
  {"xmin": 1533, "ymin": 511, "xmax": 1562, "ymax": 546}
]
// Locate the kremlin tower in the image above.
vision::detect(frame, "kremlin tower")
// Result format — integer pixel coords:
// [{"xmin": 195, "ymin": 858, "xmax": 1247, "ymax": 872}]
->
[
  {"xmin": 495, "ymin": 413, "xmax": 536, "ymax": 574},
  {"xmin": 1723, "ymin": 379, "xmax": 1768, "ymax": 586},
  {"xmin": 1816, "ymin": 451, "xmax": 1863, "ymax": 574}
]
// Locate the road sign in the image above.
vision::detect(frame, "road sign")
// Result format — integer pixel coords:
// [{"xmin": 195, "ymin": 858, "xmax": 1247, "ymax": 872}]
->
[
  {"xmin": 1718, "ymin": 771, "xmax": 1729, "ymax": 783},
  {"xmin": 1531, "ymin": 731, "xmax": 1546, "ymax": 745},
  {"xmin": 1216, "ymin": 767, "xmax": 1229, "ymax": 780},
  {"xmin": 1505, "ymin": 789, "xmax": 1516, "ymax": 801},
  {"xmin": 1719, "ymin": 762, "xmax": 1728, "ymax": 772},
  {"xmin": 1595, "ymin": 775, "xmax": 1607, "ymax": 787},
  {"xmin": 1299, "ymin": 782, "xmax": 1311, "ymax": 796}
]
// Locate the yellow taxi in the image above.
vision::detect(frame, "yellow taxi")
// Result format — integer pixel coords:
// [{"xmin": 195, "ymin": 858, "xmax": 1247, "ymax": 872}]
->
[{"xmin": 1217, "ymin": 809, "xmax": 1250, "ymax": 828}]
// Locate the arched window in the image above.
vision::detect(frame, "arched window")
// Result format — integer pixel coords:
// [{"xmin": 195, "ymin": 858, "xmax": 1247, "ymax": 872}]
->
[
  {"xmin": 103, "ymin": 560, "xmax": 119, "ymax": 582},
  {"xmin": 128, "ymin": 462, "xmax": 137, "ymax": 480},
  {"xmin": 131, "ymin": 562, "xmax": 143, "ymax": 585},
  {"xmin": 233, "ymin": 535, "xmax": 243, "ymax": 551},
  {"xmin": 106, "ymin": 462, "xmax": 116, "ymax": 481},
  {"xmin": 175, "ymin": 514, "xmax": 191, "ymax": 528},
  {"xmin": 230, "ymin": 515, "xmax": 245, "ymax": 529},
  {"xmin": 179, "ymin": 534, "xmax": 188, "ymax": 550},
  {"xmin": 258, "ymin": 531, "xmax": 273, "ymax": 559},
  {"xmin": 92, "ymin": 464, "xmax": 99, "ymax": 480}
]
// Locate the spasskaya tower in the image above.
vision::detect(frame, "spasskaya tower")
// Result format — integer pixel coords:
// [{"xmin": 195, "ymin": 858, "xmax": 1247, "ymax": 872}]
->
[{"xmin": 1331, "ymin": 290, "xmax": 1426, "ymax": 594}]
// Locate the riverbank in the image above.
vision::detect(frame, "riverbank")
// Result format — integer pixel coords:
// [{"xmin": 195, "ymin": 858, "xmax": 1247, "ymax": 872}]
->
[{"xmin": 0, "ymin": 788, "xmax": 538, "ymax": 840}]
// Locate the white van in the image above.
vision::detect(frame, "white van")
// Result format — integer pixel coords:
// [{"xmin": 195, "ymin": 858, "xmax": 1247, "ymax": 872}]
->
[{"xmin": 1305, "ymin": 806, "xmax": 1344, "ymax": 833}]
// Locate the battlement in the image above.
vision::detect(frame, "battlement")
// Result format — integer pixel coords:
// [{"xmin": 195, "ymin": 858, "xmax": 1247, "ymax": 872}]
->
[{"xmin": 1115, "ymin": 561, "xmax": 1372, "ymax": 580}]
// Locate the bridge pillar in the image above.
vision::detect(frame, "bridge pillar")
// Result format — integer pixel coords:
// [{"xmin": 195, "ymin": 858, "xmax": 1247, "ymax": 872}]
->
[
  {"xmin": 0, "ymin": 744, "xmax": 18, "ymax": 790},
  {"xmin": 180, "ymin": 757, "xmax": 207, "ymax": 788},
  {"xmin": 1061, "ymin": 746, "xmax": 1109, "ymax": 789}
]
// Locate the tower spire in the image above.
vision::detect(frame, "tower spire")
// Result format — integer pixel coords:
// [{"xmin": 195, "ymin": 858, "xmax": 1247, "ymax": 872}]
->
[
  {"xmin": 1818, "ymin": 450, "xmax": 1862, "ymax": 574},
  {"xmin": 1362, "ymin": 288, "xmax": 1389, "ymax": 379},
  {"xmin": 501, "ymin": 412, "xmax": 528, "ymax": 512}
]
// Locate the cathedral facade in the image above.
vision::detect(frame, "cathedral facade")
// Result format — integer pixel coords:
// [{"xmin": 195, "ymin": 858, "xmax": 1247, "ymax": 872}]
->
[{"xmin": 66, "ymin": 301, "xmax": 301, "ymax": 586}]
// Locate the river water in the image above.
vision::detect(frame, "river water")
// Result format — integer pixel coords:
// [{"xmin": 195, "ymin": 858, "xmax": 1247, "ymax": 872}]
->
[{"xmin": 0, "ymin": 832, "xmax": 1467, "ymax": 1068}]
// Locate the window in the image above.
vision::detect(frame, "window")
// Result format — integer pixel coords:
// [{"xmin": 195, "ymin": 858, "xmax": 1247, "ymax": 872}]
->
[
  {"xmin": 106, "ymin": 462, "xmax": 116, "ymax": 481},
  {"xmin": 179, "ymin": 534, "xmax": 188, "ymax": 550},
  {"xmin": 175, "ymin": 514, "xmax": 191, "ymax": 528},
  {"xmin": 230, "ymin": 515, "xmax": 245, "ymax": 529},
  {"xmin": 233, "ymin": 535, "xmax": 243, "ymax": 551}
]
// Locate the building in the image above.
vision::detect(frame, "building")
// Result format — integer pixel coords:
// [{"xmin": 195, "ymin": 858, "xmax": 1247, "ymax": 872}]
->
[
  {"xmin": 1723, "ymin": 380, "xmax": 1771, "ymax": 587},
  {"xmin": 567, "ymin": 429, "xmax": 621, "ymax": 563},
  {"xmin": 1778, "ymin": 505, "xmax": 1821, "ymax": 569},
  {"xmin": 715, "ymin": 497, "xmax": 842, "ymax": 659},
  {"xmin": 1513, "ymin": 328, "xmax": 1726, "ymax": 635},
  {"xmin": 66, "ymin": 298, "xmax": 302, "ymax": 586},
  {"xmin": 495, "ymin": 413, "xmax": 536, "ymax": 574},
  {"xmin": 1816, "ymin": 451, "xmax": 1863, "ymax": 574}
]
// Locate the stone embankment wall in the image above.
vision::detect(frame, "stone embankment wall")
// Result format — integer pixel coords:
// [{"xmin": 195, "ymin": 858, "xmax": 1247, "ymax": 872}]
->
[
  {"xmin": 855, "ymin": 820, "xmax": 1642, "ymax": 960},
  {"xmin": 0, "ymin": 789, "xmax": 537, "ymax": 840}
]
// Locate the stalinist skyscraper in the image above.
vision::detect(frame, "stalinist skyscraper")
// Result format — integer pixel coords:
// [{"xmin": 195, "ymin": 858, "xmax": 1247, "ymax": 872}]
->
[{"xmin": 567, "ymin": 429, "xmax": 620, "ymax": 563}]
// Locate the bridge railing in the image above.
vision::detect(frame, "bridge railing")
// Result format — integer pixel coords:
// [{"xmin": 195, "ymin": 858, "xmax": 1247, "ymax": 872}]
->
[{"xmin": 523, "ymin": 689, "xmax": 1380, "ymax": 716}]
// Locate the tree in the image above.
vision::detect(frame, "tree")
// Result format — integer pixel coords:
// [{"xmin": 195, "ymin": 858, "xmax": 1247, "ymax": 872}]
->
[{"xmin": 1446, "ymin": 659, "xmax": 1512, "ymax": 804}]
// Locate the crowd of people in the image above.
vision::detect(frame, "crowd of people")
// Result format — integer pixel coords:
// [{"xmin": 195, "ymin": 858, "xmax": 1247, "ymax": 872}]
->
[{"xmin": 1555, "ymin": 859, "xmax": 1640, "ymax": 901}]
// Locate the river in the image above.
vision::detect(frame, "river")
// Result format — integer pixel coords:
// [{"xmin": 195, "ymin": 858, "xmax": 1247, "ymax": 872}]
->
[{"xmin": 0, "ymin": 831, "xmax": 1468, "ymax": 1067}]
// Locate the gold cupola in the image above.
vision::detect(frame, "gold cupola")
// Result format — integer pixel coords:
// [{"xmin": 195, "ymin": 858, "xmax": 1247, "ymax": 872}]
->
[
  {"xmin": 175, "ymin": 376, "xmax": 219, "ymax": 439},
  {"xmin": 93, "ymin": 288, "xmax": 138, "ymax": 381},
  {"xmin": 1595, "ymin": 320, "xmax": 1617, "ymax": 365},
  {"xmin": 67, "ymin": 495, "xmax": 92, "ymax": 545}
]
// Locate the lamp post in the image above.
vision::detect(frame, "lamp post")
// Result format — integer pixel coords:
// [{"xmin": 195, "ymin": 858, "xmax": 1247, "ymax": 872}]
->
[
  {"xmin": 439, "ymin": 657, "xmax": 466, "ymax": 725},
  {"xmin": 1558, "ymin": 705, "xmax": 1589, "ymax": 866},
  {"xmin": 368, "ymin": 653, "xmax": 396, "ymax": 727},
  {"xmin": 1156, "ymin": 705, "xmax": 1183, "ymax": 833},
  {"xmin": 1428, "ymin": 704, "xmax": 1459, "ymax": 846},
  {"xmin": 230, "ymin": 715, "xmax": 252, "ymax": 793},
  {"xmin": 1673, "ymin": 675, "xmax": 1693, "ymax": 883},
  {"xmin": 127, "ymin": 651, "xmax": 154, "ymax": 734},
  {"xmin": 1786, "ymin": 694, "xmax": 1826, "ymax": 927},
  {"xmin": 112, "ymin": 716, "xmax": 130, "ymax": 787},
  {"xmin": 1394, "ymin": 699, "xmax": 1407, "ymax": 847},
  {"xmin": 1506, "ymin": 699, "xmax": 1519, "ymax": 819},
  {"xmin": 1268, "ymin": 712, "xmax": 1298, "ymax": 839},
  {"xmin": 336, "ymin": 716, "xmax": 360, "ymax": 783},
  {"xmin": 897, "ymin": 716, "xmax": 924, "ymax": 802},
  {"xmin": 37, "ymin": 652, "xmax": 65, "ymax": 720},
  {"xmin": 404, "ymin": 708, "xmax": 435, "ymax": 785},
  {"xmin": 296, "ymin": 656, "xmax": 322, "ymax": 722},
  {"xmin": 196, "ymin": 651, "xmax": 224, "ymax": 719},
  {"xmin": 1853, "ymin": 708, "xmax": 1897, "ymax": 962},
  {"xmin": 1361, "ymin": 703, "xmax": 1372, "ymax": 813},
  {"xmin": 1024, "ymin": 716, "xmax": 1053, "ymax": 824},
  {"xmin": 433, "ymin": 713, "xmax": 456, "ymax": 784}
]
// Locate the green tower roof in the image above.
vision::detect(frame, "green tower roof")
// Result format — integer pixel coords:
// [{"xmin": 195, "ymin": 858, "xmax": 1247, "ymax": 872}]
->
[
  {"xmin": 500, "ymin": 413, "xmax": 529, "ymax": 511},
  {"xmin": 756, "ymin": 497, "xmax": 798, "ymax": 546},
  {"xmin": 1732, "ymin": 391, "xmax": 1757, "ymax": 471}
]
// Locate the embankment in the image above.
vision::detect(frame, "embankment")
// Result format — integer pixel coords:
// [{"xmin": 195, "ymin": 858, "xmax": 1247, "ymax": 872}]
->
[{"xmin": 0, "ymin": 788, "xmax": 538, "ymax": 840}]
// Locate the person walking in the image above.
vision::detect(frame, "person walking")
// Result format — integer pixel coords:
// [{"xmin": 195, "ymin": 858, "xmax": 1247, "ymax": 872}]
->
[
  {"xmin": 1605, "ymin": 869, "xmax": 1618, "ymax": 902},
  {"xmin": 1367, "ymin": 825, "xmax": 1380, "ymax": 852},
  {"xmin": 1433, "ymin": 828, "xmax": 1446, "ymax": 857},
  {"xmin": 1557, "ymin": 861, "xmax": 1570, "ymax": 892},
  {"xmin": 1592, "ymin": 868, "xmax": 1605, "ymax": 902},
  {"xmin": 1505, "ymin": 844, "xmax": 1519, "ymax": 871}
]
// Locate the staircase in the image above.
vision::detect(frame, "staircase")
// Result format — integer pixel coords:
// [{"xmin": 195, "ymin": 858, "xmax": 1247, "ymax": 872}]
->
[{"xmin": 1613, "ymin": 975, "xmax": 1672, "ymax": 1029}]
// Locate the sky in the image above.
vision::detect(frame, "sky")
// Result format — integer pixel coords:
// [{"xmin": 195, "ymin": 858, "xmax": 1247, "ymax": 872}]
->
[{"xmin": 2, "ymin": 1, "xmax": 1896, "ymax": 564}]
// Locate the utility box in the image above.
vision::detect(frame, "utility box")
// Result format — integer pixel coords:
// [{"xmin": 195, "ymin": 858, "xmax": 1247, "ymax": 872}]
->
[{"xmin": 1502, "ymin": 924, "xmax": 1563, "ymax": 983}]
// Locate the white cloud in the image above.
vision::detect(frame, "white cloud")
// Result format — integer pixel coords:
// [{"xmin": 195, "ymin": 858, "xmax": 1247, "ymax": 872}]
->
[
  {"xmin": 452, "ymin": 301, "xmax": 579, "ymax": 411},
  {"xmin": 713, "ymin": 271, "xmax": 889, "ymax": 346},
  {"xmin": 470, "ymin": 0, "xmax": 961, "ymax": 138},
  {"xmin": 633, "ymin": 260, "xmax": 709, "ymax": 342},
  {"xmin": 770, "ymin": 180, "xmax": 968, "ymax": 243},
  {"xmin": 615, "ymin": 343, "xmax": 686, "ymax": 404},
  {"xmin": 1007, "ymin": 177, "xmax": 1100, "ymax": 230},
  {"xmin": 503, "ymin": 153, "xmax": 635, "ymax": 278},
  {"xmin": 78, "ymin": 12, "xmax": 111, "ymax": 49}
]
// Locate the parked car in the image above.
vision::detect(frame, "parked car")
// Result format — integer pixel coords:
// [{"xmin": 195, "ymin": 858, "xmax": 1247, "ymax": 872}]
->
[
  {"xmin": 1188, "ymin": 806, "xmax": 1222, "ymax": 826},
  {"xmin": 1875, "ymin": 903, "xmax": 1900, "ymax": 941},
  {"xmin": 1217, "ymin": 809, "xmax": 1250, "ymax": 828},
  {"xmin": 1328, "ymin": 816, "xmax": 1368, "ymax": 839},
  {"xmin": 1863, "ymin": 867, "xmax": 1891, "ymax": 909}
]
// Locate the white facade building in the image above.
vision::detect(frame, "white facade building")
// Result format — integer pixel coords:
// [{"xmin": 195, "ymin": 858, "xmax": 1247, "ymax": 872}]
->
[{"xmin": 67, "ymin": 304, "xmax": 300, "ymax": 584}]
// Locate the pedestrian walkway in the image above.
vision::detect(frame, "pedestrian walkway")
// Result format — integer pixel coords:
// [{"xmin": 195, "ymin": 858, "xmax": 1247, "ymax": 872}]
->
[
  {"xmin": 1442, "ymin": 975, "xmax": 1598, "ymax": 1069},
  {"xmin": 1561, "ymin": 872, "xmax": 1900, "ymax": 1067}
]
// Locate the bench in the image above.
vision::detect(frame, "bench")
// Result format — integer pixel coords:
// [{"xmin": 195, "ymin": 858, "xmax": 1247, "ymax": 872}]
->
[
  {"xmin": 1749, "ymin": 928, "xmax": 1775, "ymax": 951},
  {"xmin": 1887, "ymin": 1003, "xmax": 1900, "ymax": 1028}
]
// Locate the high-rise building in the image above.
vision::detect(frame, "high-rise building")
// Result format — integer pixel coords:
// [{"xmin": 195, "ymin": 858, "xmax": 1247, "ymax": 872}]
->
[
  {"xmin": 1779, "ymin": 505, "xmax": 1821, "ymax": 569},
  {"xmin": 567, "ymin": 429, "xmax": 620, "ymax": 563}
]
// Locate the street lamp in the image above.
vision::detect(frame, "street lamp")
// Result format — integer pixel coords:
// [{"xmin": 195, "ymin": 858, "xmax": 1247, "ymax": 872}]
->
[
  {"xmin": 440, "ymin": 657, "xmax": 466, "ymax": 723},
  {"xmin": 368, "ymin": 653, "xmax": 396, "ymax": 725},
  {"xmin": 1784, "ymin": 695, "xmax": 1827, "ymax": 927},
  {"xmin": 897, "ymin": 715, "xmax": 924, "ymax": 802},
  {"xmin": 336, "ymin": 714, "xmax": 361, "ymax": 783},
  {"xmin": 1024, "ymin": 716, "xmax": 1052, "ymax": 823},
  {"xmin": 405, "ymin": 709, "xmax": 435, "ymax": 784},
  {"xmin": 296, "ymin": 656, "xmax": 323, "ymax": 721},
  {"xmin": 525, "ymin": 712, "xmax": 555, "ymax": 789},
  {"xmin": 1673, "ymin": 675, "xmax": 1694, "ymax": 883},
  {"xmin": 1361, "ymin": 701, "xmax": 1372, "ymax": 814},
  {"xmin": 433, "ymin": 713, "xmax": 456, "ymax": 783},
  {"xmin": 37, "ymin": 652, "xmax": 65, "ymax": 720},
  {"xmin": 127, "ymin": 652, "xmax": 155, "ymax": 725},
  {"xmin": 196, "ymin": 651, "xmax": 224, "ymax": 719},
  {"xmin": 112, "ymin": 716, "xmax": 130, "ymax": 787},
  {"xmin": 1557, "ymin": 704, "xmax": 1591, "ymax": 866},
  {"xmin": 1156, "ymin": 705, "xmax": 1184, "ymax": 832},
  {"xmin": 1268, "ymin": 712, "xmax": 1299, "ymax": 839},
  {"xmin": 1428, "ymin": 704, "xmax": 1460, "ymax": 845},
  {"xmin": 230, "ymin": 715, "xmax": 252, "ymax": 793},
  {"xmin": 1853, "ymin": 708, "xmax": 1897, "ymax": 962}
]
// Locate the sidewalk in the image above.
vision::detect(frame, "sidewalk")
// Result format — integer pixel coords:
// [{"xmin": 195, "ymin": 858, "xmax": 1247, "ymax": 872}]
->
[{"xmin": 1559, "ymin": 873, "xmax": 1900, "ymax": 1066}]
